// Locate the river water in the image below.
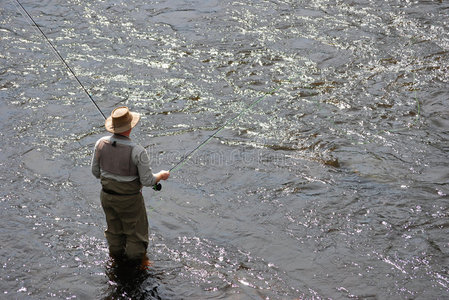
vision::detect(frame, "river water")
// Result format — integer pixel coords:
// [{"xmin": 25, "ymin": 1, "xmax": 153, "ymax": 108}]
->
[{"xmin": 1, "ymin": 0, "xmax": 448, "ymax": 299}]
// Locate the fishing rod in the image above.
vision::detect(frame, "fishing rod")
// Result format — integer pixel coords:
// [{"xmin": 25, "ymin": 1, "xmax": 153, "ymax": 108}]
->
[
  {"xmin": 150, "ymin": 82, "xmax": 286, "ymax": 191},
  {"xmin": 15, "ymin": 0, "xmax": 288, "ymax": 192},
  {"xmin": 168, "ymin": 85, "xmax": 284, "ymax": 174},
  {"xmin": 153, "ymin": 83, "xmax": 285, "ymax": 192}
]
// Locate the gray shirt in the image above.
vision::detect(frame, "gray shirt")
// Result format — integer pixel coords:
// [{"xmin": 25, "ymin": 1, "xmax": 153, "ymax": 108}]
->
[{"xmin": 91, "ymin": 135, "xmax": 157, "ymax": 186}]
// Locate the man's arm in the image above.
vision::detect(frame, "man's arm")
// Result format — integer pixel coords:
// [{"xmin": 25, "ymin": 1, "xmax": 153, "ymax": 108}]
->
[
  {"xmin": 91, "ymin": 141, "xmax": 101, "ymax": 179},
  {"xmin": 134, "ymin": 146, "xmax": 169, "ymax": 186}
]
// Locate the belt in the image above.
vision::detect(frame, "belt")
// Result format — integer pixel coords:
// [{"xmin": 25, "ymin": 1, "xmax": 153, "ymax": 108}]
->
[{"xmin": 102, "ymin": 188, "xmax": 140, "ymax": 196}]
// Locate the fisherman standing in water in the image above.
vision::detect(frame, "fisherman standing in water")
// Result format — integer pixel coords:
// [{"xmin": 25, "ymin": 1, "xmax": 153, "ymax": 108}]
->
[{"xmin": 91, "ymin": 106, "xmax": 170, "ymax": 263}]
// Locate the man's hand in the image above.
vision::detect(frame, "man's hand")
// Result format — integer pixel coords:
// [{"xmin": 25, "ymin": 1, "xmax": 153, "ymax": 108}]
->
[{"xmin": 156, "ymin": 170, "xmax": 170, "ymax": 182}]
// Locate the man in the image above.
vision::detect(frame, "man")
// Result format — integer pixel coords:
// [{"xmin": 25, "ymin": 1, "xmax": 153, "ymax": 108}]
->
[{"xmin": 91, "ymin": 106, "xmax": 170, "ymax": 262}]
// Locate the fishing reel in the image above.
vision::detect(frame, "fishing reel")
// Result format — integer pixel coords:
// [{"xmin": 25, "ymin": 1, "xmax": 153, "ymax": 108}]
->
[{"xmin": 153, "ymin": 183, "xmax": 162, "ymax": 191}]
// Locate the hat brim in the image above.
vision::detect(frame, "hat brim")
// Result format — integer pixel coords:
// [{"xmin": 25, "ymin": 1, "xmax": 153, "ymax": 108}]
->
[{"xmin": 105, "ymin": 111, "xmax": 140, "ymax": 133}]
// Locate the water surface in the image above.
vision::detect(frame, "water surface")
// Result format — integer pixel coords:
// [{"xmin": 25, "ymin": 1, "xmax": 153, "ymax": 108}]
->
[{"xmin": 1, "ymin": 0, "xmax": 448, "ymax": 298}]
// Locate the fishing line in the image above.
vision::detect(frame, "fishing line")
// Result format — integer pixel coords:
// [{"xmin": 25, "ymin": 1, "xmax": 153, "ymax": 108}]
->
[
  {"xmin": 13, "ymin": 0, "xmax": 106, "ymax": 120},
  {"xmin": 14, "ymin": 0, "xmax": 291, "ymax": 191}
]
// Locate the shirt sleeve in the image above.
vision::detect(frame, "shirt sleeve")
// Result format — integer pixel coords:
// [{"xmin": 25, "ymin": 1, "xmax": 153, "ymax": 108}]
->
[
  {"xmin": 91, "ymin": 140, "xmax": 101, "ymax": 179},
  {"xmin": 133, "ymin": 145, "xmax": 157, "ymax": 186}
]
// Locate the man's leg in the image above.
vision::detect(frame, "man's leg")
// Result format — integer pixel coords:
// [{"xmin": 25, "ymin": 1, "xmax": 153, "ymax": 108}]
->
[
  {"xmin": 120, "ymin": 193, "xmax": 149, "ymax": 260},
  {"xmin": 101, "ymin": 191, "xmax": 126, "ymax": 258}
]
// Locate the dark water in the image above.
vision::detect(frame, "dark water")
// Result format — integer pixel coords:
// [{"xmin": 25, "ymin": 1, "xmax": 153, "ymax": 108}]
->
[{"xmin": 1, "ymin": 0, "xmax": 448, "ymax": 298}]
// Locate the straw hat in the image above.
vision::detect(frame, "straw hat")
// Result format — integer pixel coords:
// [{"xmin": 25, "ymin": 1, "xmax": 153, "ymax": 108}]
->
[{"xmin": 105, "ymin": 106, "xmax": 140, "ymax": 133}]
